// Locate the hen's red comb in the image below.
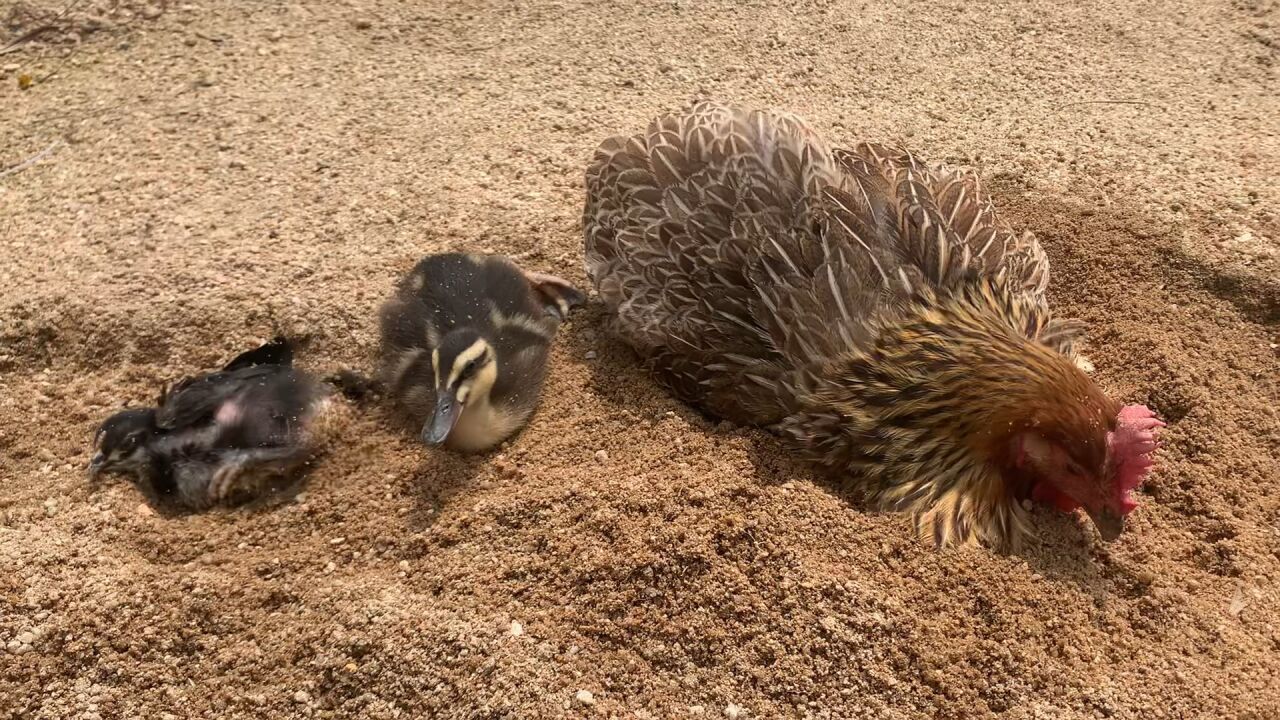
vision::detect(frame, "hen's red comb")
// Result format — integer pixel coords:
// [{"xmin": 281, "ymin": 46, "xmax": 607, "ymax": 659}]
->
[{"xmin": 1108, "ymin": 404, "xmax": 1165, "ymax": 513}]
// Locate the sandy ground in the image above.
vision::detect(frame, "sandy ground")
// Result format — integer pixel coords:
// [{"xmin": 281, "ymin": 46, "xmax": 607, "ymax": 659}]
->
[{"xmin": 1, "ymin": 1, "xmax": 1278, "ymax": 718}]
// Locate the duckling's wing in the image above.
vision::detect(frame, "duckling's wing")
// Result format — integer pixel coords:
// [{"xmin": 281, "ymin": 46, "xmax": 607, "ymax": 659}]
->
[
  {"xmin": 223, "ymin": 336, "xmax": 293, "ymax": 371},
  {"xmin": 210, "ymin": 368, "xmax": 328, "ymax": 449},
  {"xmin": 524, "ymin": 271, "xmax": 586, "ymax": 321},
  {"xmin": 840, "ymin": 143, "xmax": 1050, "ymax": 299},
  {"xmin": 155, "ymin": 364, "xmax": 313, "ymax": 437},
  {"xmin": 156, "ymin": 365, "xmax": 271, "ymax": 430}
]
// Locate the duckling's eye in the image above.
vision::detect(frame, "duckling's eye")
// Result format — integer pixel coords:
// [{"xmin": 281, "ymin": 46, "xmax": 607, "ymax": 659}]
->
[
  {"xmin": 460, "ymin": 359, "xmax": 481, "ymax": 378},
  {"xmin": 460, "ymin": 353, "xmax": 488, "ymax": 379}
]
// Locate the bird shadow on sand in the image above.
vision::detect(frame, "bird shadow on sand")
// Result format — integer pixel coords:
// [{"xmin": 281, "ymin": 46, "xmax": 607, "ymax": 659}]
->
[
  {"xmin": 360, "ymin": 403, "xmax": 492, "ymax": 532},
  {"xmin": 404, "ymin": 451, "xmax": 489, "ymax": 531}
]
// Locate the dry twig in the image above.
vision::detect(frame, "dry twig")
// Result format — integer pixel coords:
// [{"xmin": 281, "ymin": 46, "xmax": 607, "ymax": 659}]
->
[
  {"xmin": 1059, "ymin": 99, "xmax": 1165, "ymax": 110},
  {"xmin": 0, "ymin": 141, "xmax": 61, "ymax": 180},
  {"xmin": 0, "ymin": 0, "xmax": 87, "ymax": 55}
]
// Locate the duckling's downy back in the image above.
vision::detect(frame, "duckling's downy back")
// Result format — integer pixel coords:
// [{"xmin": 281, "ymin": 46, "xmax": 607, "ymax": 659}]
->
[{"xmin": 583, "ymin": 100, "xmax": 1052, "ymax": 425}]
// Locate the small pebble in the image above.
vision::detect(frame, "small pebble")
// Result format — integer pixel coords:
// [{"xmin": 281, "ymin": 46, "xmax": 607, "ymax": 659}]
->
[
  {"xmin": 510, "ymin": 620, "xmax": 523, "ymax": 636},
  {"xmin": 585, "ymin": 350, "xmax": 598, "ymax": 360},
  {"xmin": 324, "ymin": 562, "xmax": 336, "ymax": 573},
  {"xmin": 330, "ymin": 537, "xmax": 345, "ymax": 545},
  {"xmin": 725, "ymin": 704, "xmax": 746, "ymax": 719},
  {"xmin": 398, "ymin": 560, "xmax": 410, "ymax": 571},
  {"xmin": 135, "ymin": 503, "xmax": 154, "ymax": 517},
  {"xmin": 575, "ymin": 690, "xmax": 596, "ymax": 706},
  {"xmin": 293, "ymin": 690, "xmax": 311, "ymax": 703},
  {"xmin": 594, "ymin": 449, "xmax": 609, "ymax": 464}
]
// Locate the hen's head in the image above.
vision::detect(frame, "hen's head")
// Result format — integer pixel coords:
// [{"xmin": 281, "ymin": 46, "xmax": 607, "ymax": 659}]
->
[{"xmin": 1014, "ymin": 402, "xmax": 1164, "ymax": 541}]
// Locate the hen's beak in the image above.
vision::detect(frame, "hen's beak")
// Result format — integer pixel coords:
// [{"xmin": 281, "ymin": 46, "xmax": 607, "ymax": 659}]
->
[
  {"xmin": 88, "ymin": 453, "xmax": 106, "ymax": 482},
  {"xmin": 1087, "ymin": 506, "xmax": 1125, "ymax": 542},
  {"xmin": 422, "ymin": 389, "xmax": 464, "ymax": 445}
]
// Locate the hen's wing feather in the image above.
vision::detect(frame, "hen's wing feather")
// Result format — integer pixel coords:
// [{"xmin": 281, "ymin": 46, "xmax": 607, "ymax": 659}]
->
[
  {"xmin": 841, "ymin": 143, "xmax": 1050, "ymax": 299},
  {"xmin": 585, "ymin": 102, "xmax": 1059, "ymax": 422}
]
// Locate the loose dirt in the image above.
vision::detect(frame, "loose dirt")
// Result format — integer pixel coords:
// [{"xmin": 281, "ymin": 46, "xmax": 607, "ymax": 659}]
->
[{"xmin": 1, "ymin": 1, "xmax": 1277, "ymax": 718}]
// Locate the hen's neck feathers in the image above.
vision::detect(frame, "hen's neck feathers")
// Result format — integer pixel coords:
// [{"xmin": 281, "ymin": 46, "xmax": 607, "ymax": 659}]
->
[{"xmin": 781, "ymin": 279, "xmax": 1114, "ymax": 549}]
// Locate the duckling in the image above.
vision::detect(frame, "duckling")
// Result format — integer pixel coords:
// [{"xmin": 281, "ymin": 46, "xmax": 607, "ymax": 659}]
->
[
  {"xmin": 583, "ymin": 101, "xmax": 1162, "ymax": 549},
  {"xmin": 378, "ymin": 253, "xmax": 584, "ymax": 452},
  {"xmin": 89, "ymin": 337, "xmax": 334, "ymax": 510}
]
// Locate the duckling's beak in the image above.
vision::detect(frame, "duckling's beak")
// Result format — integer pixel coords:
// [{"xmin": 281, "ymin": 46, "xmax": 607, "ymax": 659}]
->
[
  {"xmin": 423, "ymin": 390, "xmax": 464, "ymax": 445},
  {"xmin": 88, "ymin": 453, "xmax": 106, "ymax": 482}
]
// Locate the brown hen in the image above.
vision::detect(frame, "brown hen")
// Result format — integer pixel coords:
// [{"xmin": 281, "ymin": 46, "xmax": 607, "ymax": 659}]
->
[{"xmin": 583, "ymin": 100, "xmax": 1163, "ymax": 550}]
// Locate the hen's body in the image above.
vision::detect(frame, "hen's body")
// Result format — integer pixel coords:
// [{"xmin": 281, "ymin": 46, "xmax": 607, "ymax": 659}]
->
[{"xmin": 585, "ymin": 101, "xmax": 1157, "ymax": 549}]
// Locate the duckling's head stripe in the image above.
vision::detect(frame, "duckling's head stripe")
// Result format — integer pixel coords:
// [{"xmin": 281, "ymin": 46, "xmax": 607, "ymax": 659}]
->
[{"xmin": 446, "ymin": 339, "xmax": 492, "ymax": 388}]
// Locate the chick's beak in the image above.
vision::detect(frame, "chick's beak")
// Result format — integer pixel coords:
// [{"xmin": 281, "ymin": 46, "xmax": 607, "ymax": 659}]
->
[
  {"xmin": 1087, "ymin": 506, "xmax": 1126, "ymax": 542},
  {"xmin": 88, "ymin": 453, "xmax": 106, "ymax": 482},
  {"xmin": 422, "ymin": 389, "xmax": 464, "ymax": 445}
]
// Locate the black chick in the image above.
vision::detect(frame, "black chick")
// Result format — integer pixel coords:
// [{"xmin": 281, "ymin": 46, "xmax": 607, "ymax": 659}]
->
[
  {"xmin": 89, "ymin": 337, "xmax": 333, "ymax": 509},
  {"xmin": 378, "ymin": 253, "xmax": 584, "ymax": 451}
]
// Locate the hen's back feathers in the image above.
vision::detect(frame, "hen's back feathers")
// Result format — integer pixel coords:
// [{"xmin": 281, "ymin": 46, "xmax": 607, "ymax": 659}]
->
[{"xmin": 584, "ymin": 101, "xmax": 1053, "ymax": 424}]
